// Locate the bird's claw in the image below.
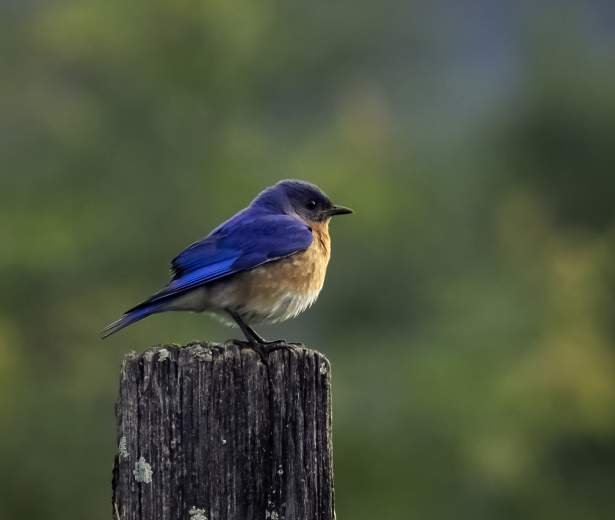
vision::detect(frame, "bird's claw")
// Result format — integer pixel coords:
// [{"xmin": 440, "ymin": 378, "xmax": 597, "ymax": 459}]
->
[{"xmin": 234, "ymin": 339, "xmax": 299, "ymax": 364}]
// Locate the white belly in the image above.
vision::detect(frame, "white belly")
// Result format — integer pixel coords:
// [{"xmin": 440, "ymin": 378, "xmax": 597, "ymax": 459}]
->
[
  {"xmin": 167, "ymin": 280, "xmax": 322, "ymax": 326},
  {"xmin": 236, "ymin": 288, "xmax": 321, "ymax": 324}
]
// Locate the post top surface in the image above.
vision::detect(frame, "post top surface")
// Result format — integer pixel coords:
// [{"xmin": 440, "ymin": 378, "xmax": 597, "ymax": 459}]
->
[{"xmin": 122, "ymin": 339, "xmax": 330, "ymax": 369}]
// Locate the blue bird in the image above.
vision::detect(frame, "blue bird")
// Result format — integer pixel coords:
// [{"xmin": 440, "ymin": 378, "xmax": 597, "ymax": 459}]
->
[{"xmin": 102, "ymin": 180, "xmax": 353, "ymax": 352}]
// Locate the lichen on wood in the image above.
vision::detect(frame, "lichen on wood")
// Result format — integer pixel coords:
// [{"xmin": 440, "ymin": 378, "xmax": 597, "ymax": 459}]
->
[{"xmin": 112, "ymin": 340, "xmax": 334, "ymax": 520}]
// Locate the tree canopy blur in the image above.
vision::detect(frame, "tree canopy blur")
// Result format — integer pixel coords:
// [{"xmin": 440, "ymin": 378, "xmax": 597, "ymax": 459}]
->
[{"xmin": 2, "ymin": 1, "xmax": 615, "ymax": 519}]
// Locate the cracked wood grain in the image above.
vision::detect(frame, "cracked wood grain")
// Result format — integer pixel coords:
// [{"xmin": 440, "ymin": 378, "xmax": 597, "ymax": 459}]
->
[{"xmin": 112, "ymin": 341, "xmax": 334, "ymax": 520}]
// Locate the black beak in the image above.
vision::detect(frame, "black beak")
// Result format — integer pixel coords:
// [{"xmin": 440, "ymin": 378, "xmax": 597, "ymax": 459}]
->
[{"xmin": 324, "ymin": 205, "xmax": 354, "ymax": 217}]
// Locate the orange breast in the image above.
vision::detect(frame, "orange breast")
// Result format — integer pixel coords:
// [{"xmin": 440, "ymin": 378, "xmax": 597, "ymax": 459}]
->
[
  {"xmin": 203, "ymin": 220, "xmax": 333, "ymax": 324},
  {"xmin": 245, "ymin": 220, "xmax": 331, "ymax": 296}
]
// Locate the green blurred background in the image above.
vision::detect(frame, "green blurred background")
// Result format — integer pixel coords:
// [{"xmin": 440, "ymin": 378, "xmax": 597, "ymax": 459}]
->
[{"xmin": 3, "ymin": 1, "xmax": 615, "ymax": 518}]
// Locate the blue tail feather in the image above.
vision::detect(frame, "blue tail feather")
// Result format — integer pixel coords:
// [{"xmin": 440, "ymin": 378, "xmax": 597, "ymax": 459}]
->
[{"xmin": 101, "ymin": 303, "xmax": 161, "ymax": 339}]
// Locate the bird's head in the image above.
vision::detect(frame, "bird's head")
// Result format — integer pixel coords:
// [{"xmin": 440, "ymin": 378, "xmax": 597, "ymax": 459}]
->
[{"xmin": 253, "ymin": 179, "xmax": 353, "ymax": 223}]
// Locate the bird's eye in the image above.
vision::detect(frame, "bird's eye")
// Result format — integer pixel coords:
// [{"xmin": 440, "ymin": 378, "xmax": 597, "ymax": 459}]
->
[{"xmin": 306, "ymin": 200, "xmax": 317, "ymax": 210}]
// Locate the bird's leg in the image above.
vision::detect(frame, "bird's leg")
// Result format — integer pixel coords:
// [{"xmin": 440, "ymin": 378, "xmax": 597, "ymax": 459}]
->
[
  {"xmin": 227, "ymin": 310, "xmax": 262, "ymax": 343},
  {"xmin": 227, "ymin": 310, "xmax": 293, "ymax": 360},
  {"xmin": 243, "ymin": 323, "xmax": 268, "ymax": 344}
]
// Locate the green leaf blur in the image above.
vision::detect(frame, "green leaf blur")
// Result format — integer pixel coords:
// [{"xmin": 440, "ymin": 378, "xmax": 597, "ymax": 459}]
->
[{"xmin": 2, "ymin": 1, "xmax": 615, "ymax": 519}]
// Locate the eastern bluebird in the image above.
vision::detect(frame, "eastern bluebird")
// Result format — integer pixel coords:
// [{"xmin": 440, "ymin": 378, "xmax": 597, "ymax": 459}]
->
[{"xmin": 102, "ymin": 180, "xmax": 353, "ymax": 353}]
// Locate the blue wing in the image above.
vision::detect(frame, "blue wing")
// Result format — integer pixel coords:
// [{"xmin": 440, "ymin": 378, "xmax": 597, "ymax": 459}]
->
[
  {"xmin": 154, "ymin": 212, "xmax": 312, "ymax": 302},
  {"xmin": 101, "ymin": 212, "xmax": 312, "ymax": 338}
]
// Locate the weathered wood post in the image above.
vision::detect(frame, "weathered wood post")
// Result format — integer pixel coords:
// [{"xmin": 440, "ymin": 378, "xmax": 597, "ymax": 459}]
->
[{"xmin": 112, "ymin": 340, "xmax": 334, "ymax": 520}]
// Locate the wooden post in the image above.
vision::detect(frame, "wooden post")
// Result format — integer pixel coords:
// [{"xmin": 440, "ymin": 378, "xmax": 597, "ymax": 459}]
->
[{"xmin": 112, "ymin": 341, "xmax": 334, "ymax": 520}]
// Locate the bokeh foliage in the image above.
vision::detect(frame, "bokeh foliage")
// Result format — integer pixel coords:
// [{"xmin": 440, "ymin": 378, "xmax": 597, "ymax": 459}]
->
[{"xmin": 2, "ymin": 1, "xmax": 615, "ymax": 519}]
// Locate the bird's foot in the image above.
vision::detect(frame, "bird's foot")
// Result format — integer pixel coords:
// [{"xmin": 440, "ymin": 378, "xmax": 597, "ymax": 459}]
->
[
  {"xmin": 234, "ymin": 339, "xmax": 299, "ymax": 364},
  {"xmin": 226, "ymin": 310, "xmax": 303, "ymax": 362}
]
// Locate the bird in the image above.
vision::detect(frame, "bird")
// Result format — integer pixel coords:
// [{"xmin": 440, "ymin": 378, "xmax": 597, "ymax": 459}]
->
[{"xmin": 102, "ymin": 179, "xmax": 353, "ymax": 355}]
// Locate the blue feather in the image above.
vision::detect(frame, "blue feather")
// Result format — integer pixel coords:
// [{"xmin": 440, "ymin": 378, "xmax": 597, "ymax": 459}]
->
[
  {"xmin": 102, "ymin": 210, "xmax": 313, "ymax": 338},
  {"xmin": 167, "ymin": 257, "xmax": 238, "ymax": 290},
  {"xmin": 149, "ymin": 213, "xmax": 313, "ymax": 302},
  {"xmin": 101, "ymin": 303, "xmax": 162, "ymax": 339}
]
